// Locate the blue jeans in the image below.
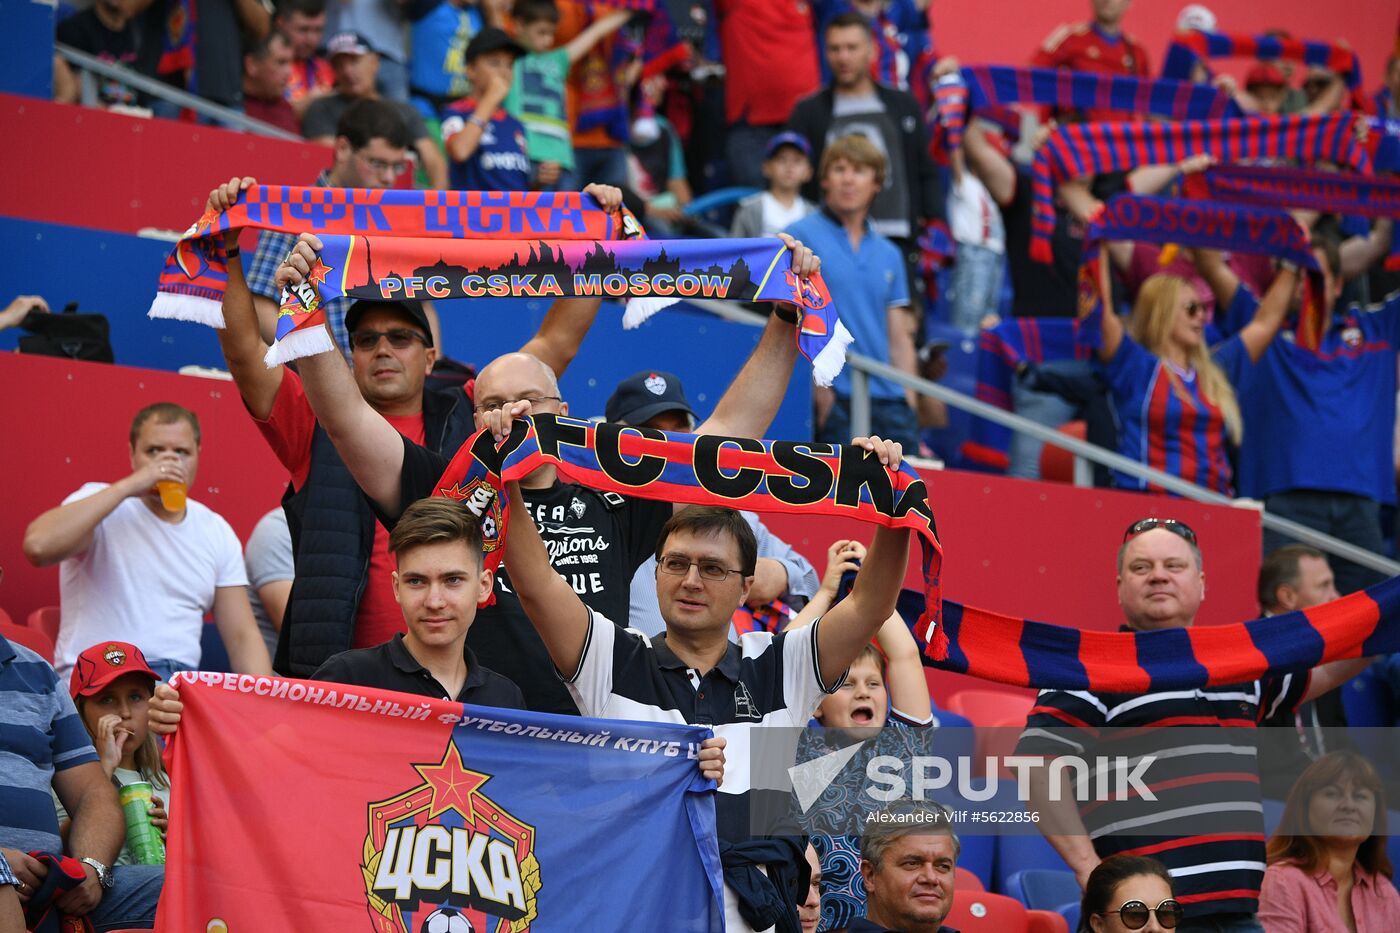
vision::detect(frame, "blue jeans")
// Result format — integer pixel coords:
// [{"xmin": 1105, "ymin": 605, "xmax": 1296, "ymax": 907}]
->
[
  {"xmin": 573, "ymin": 146, "xmax": 628, "ymax": 189},
  {"xmin": 819, "ymin": 395, "xmax": 920, "ymax": 450},
  {"xmin": 1262, "ymin": 490, "xmax": 1386, "ymax": 595},
  {"xmin": 376, "ymin": 57, "xmax": 410, "ymax": 103},
  {"xmin": 1176, "ymin": 914, "xmax": 1263, "ymax": 933},
  {"xmin": 1007, "ymin": 359, "xmax": 1089, "ymax": 481},
  {"xmin": 144, "ymin": 658, "xmax": 189, "ymax": 684},
  {"xmin": 89, "ymin": 863, "xmax": 163, "ymax": 931},
  {"xmin": 724, "ymin": 120, "xmax": 779, "ymax": 189},
  {"xmin": 948, "ymin": 242, "xmax": 1004, "ymax": 333}
]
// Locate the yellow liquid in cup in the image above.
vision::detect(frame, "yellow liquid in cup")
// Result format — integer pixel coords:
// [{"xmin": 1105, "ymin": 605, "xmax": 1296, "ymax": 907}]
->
[{"xmin": 156, "ymin": 480, "xmax": 187, "ymax": 512}]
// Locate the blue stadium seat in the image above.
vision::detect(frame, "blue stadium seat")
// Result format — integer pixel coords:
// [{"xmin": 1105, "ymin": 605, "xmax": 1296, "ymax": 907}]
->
[
  {"xmin": 1340, "ymin": 663, "xmax": 1392, "ymax": 727},
  {"xmin": 1057, "ymin": 901, "xmax": 1081, "ymax": 932},
  {"xmin": 995, "ymin": 829, "xmax": 1072, "ymax": 893},
  {"xmin": 1262, "ymin": 798, "xmax": 1285, "ymax": 836},
  {"xmin": 956, "ymin": 831, "xmax": 996, "ymax": 892},
  {"xmin": 1005, "ymin": 869, "xmax": 1080, "ymax": 912}
]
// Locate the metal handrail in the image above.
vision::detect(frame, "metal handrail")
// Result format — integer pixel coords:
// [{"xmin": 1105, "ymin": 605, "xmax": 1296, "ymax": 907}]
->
[
  {"xmin": 54, "ymin": 43, "xmax": 304, "ymax": 141},
  {"xmin": 686, "ymin": 298, "xmax": 1400, "ymax": 577}
]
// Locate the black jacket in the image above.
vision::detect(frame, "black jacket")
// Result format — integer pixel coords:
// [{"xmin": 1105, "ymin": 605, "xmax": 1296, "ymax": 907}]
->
[
  {"xmin": 785, "ymin": 83, "xmax": 944, "ymax": 233},
  {"xmin": 274, "ymin": 385, "xmax": 476, "ymax": 677}
]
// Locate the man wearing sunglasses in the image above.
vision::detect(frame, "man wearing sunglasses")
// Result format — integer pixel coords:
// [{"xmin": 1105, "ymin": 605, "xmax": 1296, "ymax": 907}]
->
[
  {"xmin": 201, "ymin": 173, "xmax": 621, "ymax": 679},
  {"xmin": 1016, "ymin": 518, "xmax": 1373, "ymax": 933}
]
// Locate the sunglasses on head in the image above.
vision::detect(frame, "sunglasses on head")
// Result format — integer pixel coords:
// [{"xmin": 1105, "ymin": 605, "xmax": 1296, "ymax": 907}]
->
[
  {"xmin": 1107, "ymin": 899, "xmax": 1184, "ymax": 930},
  {"xmin": 349, "ymin": 328, "xmax": 429, "ymax": 351},
  {"xmin": 1123, "ymin": 518, "xmax": 1198, "ymax": 547}
]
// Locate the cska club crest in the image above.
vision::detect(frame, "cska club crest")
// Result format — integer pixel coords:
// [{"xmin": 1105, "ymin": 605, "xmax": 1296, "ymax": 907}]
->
[
  {"xmin": 784, "ymin": 269, "xmax": 830, "ymax": 311},
  {"xmin": 436, "ymin": 477, "xmax": 503, "ymax": 551},
  {"xmin": 362, "ymin": 742, "xmax": 542, "ymax": 933}
]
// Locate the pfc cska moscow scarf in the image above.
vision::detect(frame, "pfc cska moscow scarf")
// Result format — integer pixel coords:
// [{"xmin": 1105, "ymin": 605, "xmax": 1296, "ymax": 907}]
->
[
  {"xmin": 432, "ymin": 414, "xmax": 947, "ymax": 650},
  {"xmin": 1162, "ymin": 29, "xmax": 1363, "ymax": 90},
  {"xmin": 1029, "ymin": 112, "xmax": 1371, "ymax": 264},
  {"xmin": 915, "ymin": 575, "xmax": 1400, "ymax": 692},
  {"xmin": 149, "ymin": 187, "xmax": 854, "ymax": 385}
]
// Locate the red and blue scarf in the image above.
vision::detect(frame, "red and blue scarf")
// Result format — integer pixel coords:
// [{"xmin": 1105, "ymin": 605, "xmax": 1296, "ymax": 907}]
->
[
  {"xmin": 150, "ymin": 187, "xmax": 852, "ymax": 385},
  {"xmin": 915, "ymin": 575, "xmax": 1399, "ymax": 692},
  {"xmin": 1030, "ymin": 113, "xmax": 1371, "ymax": 264},
  {"xmin": 1163, "ymin": 29, "xmax": 1362, "ymax": 90},
  {"xmin": 434, "ymin": 414, "xmax": 946, "ymax": 648}
]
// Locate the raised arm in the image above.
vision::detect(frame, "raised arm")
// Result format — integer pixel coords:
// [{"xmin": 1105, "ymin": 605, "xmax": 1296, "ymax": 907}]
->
[
  {"xmin": 1235, "ymin": 262, "xmax": 1298, "ymax": 363},
  {"xmin": 963, "ymin": 118, "xmax": 1016, "ymax": 207},
  {"xmin": 562, "ymin": 8, "xmax": 632, "ymax": 64},
  {"xmin": 208, "ymin": 177, "xmax": 285, "ymax": 418},
  {"xmin": 445, "ymin": 71, "xmax": 511, "ymax": 162},
  {"xmin": 1083, "ymin": 243, "xmax": 1121, "ymax": 362},
  {"xmin": 813, "ymin": 439, "xmax": 910, "ymax": 686},
  {"xmin": 876, "ymin": 609, "xmax": 931, "ymax": 722},
  {"xmin": 692, "ymin": 233, "xmax": 818, "ymax": 438},
  {"xmin": 1340, "ymin": 218, "xmax": 1394, "ymax": 281},
  {"xmin": 1190, "ymin": 245, "xmax": 1242, "ymax": 309},
  {"xmin": 212, "ymin": 585, "xmax": 273, "ymax": 675},
  {"xmin": 278, "ymin": 234, "xmax": 408, "ymax": 514},
  {"xmin": 502, "ymin": 476, "xmax": 592, "ymax": 674},
  {"xmin": 786, "ymin": 539, "xmax": 864, "ymax": 630},
  {"xmin": 23, "ymin": 460, "xmax": 177, "ymax": 566}
]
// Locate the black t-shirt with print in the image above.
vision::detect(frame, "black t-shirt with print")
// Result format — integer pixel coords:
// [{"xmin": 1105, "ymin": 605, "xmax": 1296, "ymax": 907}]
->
[
  {"xmin": 392, "ymin": 436, "xmax": 672, "ymax": 715},
  {"xmin": 56, "ymin": 9, "xmax": 160, "ymax": 105}
]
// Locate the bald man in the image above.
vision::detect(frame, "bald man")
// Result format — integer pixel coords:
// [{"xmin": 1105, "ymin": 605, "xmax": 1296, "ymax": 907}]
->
[{"xmin": 275, "ymin": 230, "xmax": 820, "ymax": 713}]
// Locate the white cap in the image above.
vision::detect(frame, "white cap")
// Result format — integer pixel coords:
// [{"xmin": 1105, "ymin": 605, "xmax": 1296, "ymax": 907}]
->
[{"xmin": 1176, "ymin": 4, "xmax": 1216, "ymax": 33}]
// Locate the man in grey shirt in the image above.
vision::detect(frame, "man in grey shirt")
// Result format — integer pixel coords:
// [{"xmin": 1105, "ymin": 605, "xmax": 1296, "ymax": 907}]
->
[{"xmin": 244, "ymin": 507, "xmax": 294, "ymax": 660}]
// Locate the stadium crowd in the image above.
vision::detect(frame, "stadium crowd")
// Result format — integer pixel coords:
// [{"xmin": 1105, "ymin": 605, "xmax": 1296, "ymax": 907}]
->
[{"xmin": 8, "ymin": 0, "xmax": 1400, "ymax": 930}]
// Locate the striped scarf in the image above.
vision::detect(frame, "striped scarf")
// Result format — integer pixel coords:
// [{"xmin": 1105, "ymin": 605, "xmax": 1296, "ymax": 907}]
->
[
  {"xmin": 1163, "ymin": 29, "xmax": 1363, "ymax": 90},
  {"xmin": 435, "ymin": 414, "xmax": 946, "ymax": 647},
  {"xmin": 1029, "ymin": 113, "xmax": 1371, "ymax": 265},
  {"xmin": 913, "ymin": 576, "xmax": 1399, "ymax": 693},
  {"xmin": 150, "ymin": 186, "xmax": 853, "ymax": 385}
]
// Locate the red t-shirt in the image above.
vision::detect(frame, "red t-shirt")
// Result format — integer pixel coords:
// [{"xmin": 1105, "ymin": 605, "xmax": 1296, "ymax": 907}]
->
[
  {"xmin": 245, "ymin": 96, "xmax": 301, "ymax": 135},
  {"xmin": 287, "ymin": 57, "xmax": 335, "ymax": 104},
  {"xmin": 1032, "ymin": 22, "xmax": 1150, "ymax": 77},
  {"xmin": 255, "ymin": 369, "xmax": 426, "ymax": 649},
  {"xmin": 717, "ymin": 0, "xmax": 820, "ymax": 126}
]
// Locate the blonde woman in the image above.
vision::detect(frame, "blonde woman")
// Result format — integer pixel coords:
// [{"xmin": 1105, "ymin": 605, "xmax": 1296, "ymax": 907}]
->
[{"xmin": 1084, "ymin": 245, "xmax": 1294, "ymax": 495}]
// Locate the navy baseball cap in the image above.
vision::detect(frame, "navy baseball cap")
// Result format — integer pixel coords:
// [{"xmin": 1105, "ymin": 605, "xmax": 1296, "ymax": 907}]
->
[
  {"xmin": 764, "ymin": 131, "xmax": 811, "ymax": 160},
  {"xmin": 325, "ymin": 32, "xmax": 374, "ymax": 58},
  {"xmin": 465, "ymin": 27, "xmax": 526, "ymax": 62},
  {"xmin": 605, "ymin": 371, "xmax": 697, "ymax": 426},
  {"xmin": 345, "ymin": 298, "xmax": 434, "ymax": 347}
]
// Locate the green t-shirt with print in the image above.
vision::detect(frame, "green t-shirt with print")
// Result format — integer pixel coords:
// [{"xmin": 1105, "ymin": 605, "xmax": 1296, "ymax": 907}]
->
[{"xmin": 505, "ymin": 47, "xmax": 575, "ymax": 170}]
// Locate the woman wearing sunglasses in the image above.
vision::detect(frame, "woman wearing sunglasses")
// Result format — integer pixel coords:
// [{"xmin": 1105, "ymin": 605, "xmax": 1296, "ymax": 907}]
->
[
  {"xmin": 1082, "ymin": 855, "xmax": 1184, "ymax": 932},
  {"xmin": 1258, "ymin": 751, "xmax": 1400, "ymax": 932},
  {"xmin": 1082, "ymin": 244, "xmax": 1291, "ymax": 496}
]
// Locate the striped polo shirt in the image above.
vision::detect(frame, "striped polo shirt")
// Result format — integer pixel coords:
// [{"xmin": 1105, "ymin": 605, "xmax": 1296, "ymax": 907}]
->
[
  {"xmin": 1015, "ymin": 672, "xmax": 1308, "ymax": 919},
  {"xmin": 0, "ymin": 635, "xmax": 100, "ymax": 854},
  {"xmin": 564, "ymin": 610, "xmax": 845, "ymax": 933}
]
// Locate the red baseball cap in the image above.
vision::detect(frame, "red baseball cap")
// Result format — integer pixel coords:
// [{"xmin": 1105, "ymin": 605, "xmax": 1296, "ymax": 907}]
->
[
  {"xmin": 1245, "ymin": 63, "xmax": 1287, "ymax": 90},
  {"xmin": 69, "ymin": 641, "xmax": 160, "ymax": 699}
]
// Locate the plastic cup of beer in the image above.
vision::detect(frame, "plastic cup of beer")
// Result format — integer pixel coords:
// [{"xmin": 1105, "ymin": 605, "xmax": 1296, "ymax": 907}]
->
[
  {"xmin": 155, "ymin": 479, "xmax": 187, "ymax": 512},
  {"xmin": 119, "ymin": 781, "xmax": 166, "ymax": 864}
]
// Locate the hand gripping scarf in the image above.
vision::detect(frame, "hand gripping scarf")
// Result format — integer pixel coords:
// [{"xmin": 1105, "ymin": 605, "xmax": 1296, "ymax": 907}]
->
[
  {"xmin": 1162, "ymin": 29, "xmax": 1363, "ymax": 91},
  {"xmin": 431, "ymin": 414, "xmax": 947, "ymax": 649},
  {"xmin": 916, "ymin": 574, "xmax": 1400, "ymax": 692},
  {"xmin": 1029, "ymin": 112, "xmax": 1371, "ymax": 264},
  {"xmin": 934, "ymin": 66, "xmax": 1239, "ymax": 157},
  {"xmin": 1083, "ymin": 194, "xmax": 1328, "ymax": 349},
  {"xmin": 149, "ymin": 187, "xmax": 853, "ymax": 385},
  {"xmin": 1184, "ymin": 163, "xmax": 1400, "ymax": 270}
]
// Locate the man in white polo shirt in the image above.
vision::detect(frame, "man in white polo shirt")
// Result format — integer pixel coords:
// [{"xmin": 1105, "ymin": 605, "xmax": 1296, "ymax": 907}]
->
[
  {"xmin": 23, "ymin": 402, "xmax": 271, "ymax": 680},
  {"xmin": 498, "ymin": 435, "xmax": 912, "ymax": 933}
]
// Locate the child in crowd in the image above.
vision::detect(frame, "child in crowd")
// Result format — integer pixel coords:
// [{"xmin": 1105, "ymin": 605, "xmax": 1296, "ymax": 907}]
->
[
  {"xmin": 408, "ymin": 0, "xmax": 493, "ymax": 120},
  {"xmin": 59, "ymin": 641, "xmax": 169, "ymax": 865},
  {"xmin": 507, "ymin": 0, "xmax": 633, "ymax": 190},
  {"xmin": 787, "ymin": 539, "xmax": 935, "ymax": 930},
  {"xmin": 729, "ymin": 132, "xmax": 816, "ymax": 239},
  {"xmin": 440, "ymin": 27, "xmax": 532, "ymax": 191},
  {"xmin": 628, "ymin": 74, "xmax": 693, "ymax": 234}
]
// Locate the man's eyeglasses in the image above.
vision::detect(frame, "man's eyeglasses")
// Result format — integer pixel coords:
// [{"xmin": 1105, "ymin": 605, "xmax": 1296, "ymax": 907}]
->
[
  {"xmin": 355, "ymin": 151, "xmax": 409, "ymax": 176},
  {"xmin": 473, "ymin": 395, "xmax": 561, "ymax": 414},
  {"xmin": 1123, "ymin": 518, "xmax": 1198, "ymax": 546},
  {"xmin": 349, "ymin": 328, "xmax": 429, "ymax": 351},
  {"xmin": 657, "ymin": 555, "xmax": 744, "ymax": 582},
  {"xmin": 1105, "ymin": 899, "xmax": 1184, "ymax": 930}
]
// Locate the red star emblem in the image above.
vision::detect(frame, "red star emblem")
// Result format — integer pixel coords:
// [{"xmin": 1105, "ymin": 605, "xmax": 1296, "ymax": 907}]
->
[
  {"xmin": 437, "ymin": 483, "xmax": 470, "ymax": 501},
  {"xmin": 192, "ymin": 206, "xmax": 221, "ymax": 237},
  {"xmin": 413, "ymin": 743, "xmax": 489, "ymax": 821},
  {"xmin": 306, "ymin": 257, "xmax": 334, "ymax": 289}
]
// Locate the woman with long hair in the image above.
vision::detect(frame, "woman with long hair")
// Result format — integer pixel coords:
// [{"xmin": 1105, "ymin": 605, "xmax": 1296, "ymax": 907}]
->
[
  {"xmin": 1081, "ymin": 855, "xmax": 1184, "ymax": 932},
  {"xmin": 1259, "ymin": 751, "xmax": 1400, "ymax": 932},
  {"xmin": 1084, "ymin": 245, "xmax": 1294, "ymax": 495}
]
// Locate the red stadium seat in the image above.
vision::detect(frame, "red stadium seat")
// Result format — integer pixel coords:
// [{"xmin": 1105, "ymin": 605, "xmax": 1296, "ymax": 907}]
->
[
  {"xmin": 1027, "ymin": 909, "xmax": 1071, "ymax": 933},
  {"xmin": 946, "ymin": 889, "xmax": 1029, "ymax": 931},
  {"xmin": 956, "ymin": 865, "xmax": 985, "ymax": 892},
  {"xmin": 26, "ymin": 605, "xmax": 61, "ymax": 645},
  {"xmin": 0, "ymin": 606, "xmax": 11, "ymax": 627},
  {"xmin": 1038, "ymin": 420, "xmax": 1087, "ymax": 485},
  {"xmin": 1, "ymin": 619, "xmax": 54, "ymax": 662},
  {"xmin": 946, "ymin": 689, "xmax": 1034, "ymax": 728}
]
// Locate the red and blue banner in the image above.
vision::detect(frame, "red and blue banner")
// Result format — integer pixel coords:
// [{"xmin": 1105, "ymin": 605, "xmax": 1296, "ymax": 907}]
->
[
  {"xmin": 157, "ymin": 673, "xmax": 724, "ymax": 932},
  {"xmin": 912, "ymin": 574, "xmax": 1400, "ymax": 690},
  {"xmin": 1162, "ymin": 29, "xmax": 1362, "ymax": 90},
  {"xmin": 432, "ymin": 415, "xmax": 945, "ymax": 648},
  {"xmin": 1086, "ymin": 195, "xmax": 1319, "ymax": 271},
  {"xmin": 1029, "ymin": 113, "xmax": 1370, "ymax": 264},
  {"xmin": 150, "ymin": 186, "xmax": 852, "ymax": 385}
]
